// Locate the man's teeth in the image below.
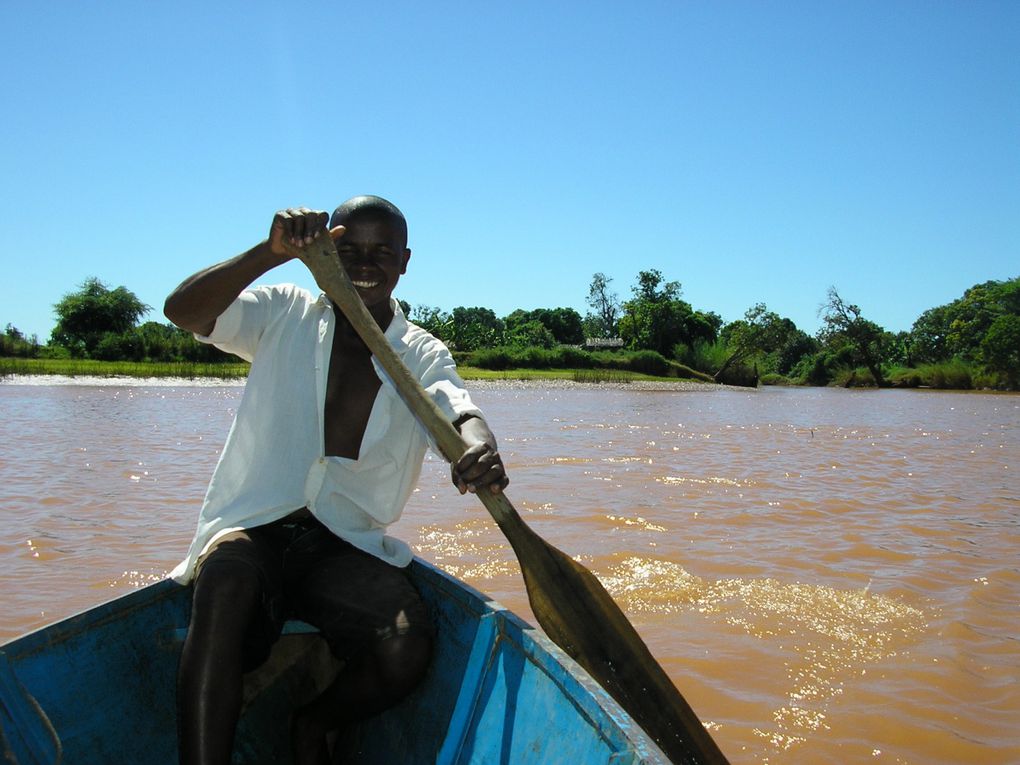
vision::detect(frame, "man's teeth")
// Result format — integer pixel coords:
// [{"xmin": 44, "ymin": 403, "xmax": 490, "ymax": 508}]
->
[{"xmin": 352, "ymin": 280, "xmax": 380, "ymax": 288}]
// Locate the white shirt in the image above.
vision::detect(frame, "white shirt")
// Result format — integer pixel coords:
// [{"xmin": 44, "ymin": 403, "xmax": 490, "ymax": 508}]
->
[{"xmin": 170, "ymin": 284, "xmax": 482, "ymax": 583}]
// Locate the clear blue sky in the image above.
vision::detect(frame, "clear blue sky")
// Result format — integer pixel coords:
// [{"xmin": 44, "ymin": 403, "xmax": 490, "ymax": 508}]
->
[{"xmin": 2, "ymin": 1, "xmax": 1017, "ymax": 342}]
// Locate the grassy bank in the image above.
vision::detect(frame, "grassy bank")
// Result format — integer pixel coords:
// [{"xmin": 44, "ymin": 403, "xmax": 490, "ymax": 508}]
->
[
  {"xmin": 1, "ymin": 357, "xmax": 706, "ymax": 386},
  {"xmin": 456, "ymin": 366, "xmax": 697, "ymax": 384},
  {"xmin": 0, "ymin": 357, "xmax": 251, "ymax": 379}
]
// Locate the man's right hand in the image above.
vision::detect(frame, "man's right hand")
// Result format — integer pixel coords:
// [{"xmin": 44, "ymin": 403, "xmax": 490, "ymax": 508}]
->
[
  {"xmin": 165, "ymin": 207, "xmax": 340, "ymax": 336},
  {"xmin": 269, "ymin": 207, "xmax": 333, "ymax": 257}
]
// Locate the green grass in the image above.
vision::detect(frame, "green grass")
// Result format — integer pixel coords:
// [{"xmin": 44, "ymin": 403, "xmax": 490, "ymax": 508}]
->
[
  {"xmin": 0, "ymin": 357, "xmax": 250, "ymax": 379},
  {"xmin": 1, "ymin": 358, "xmax": 707, "ymax": 385},
  {"xmin": 456, "ymin": 366, "xmax": 701, "ymax": 384}
]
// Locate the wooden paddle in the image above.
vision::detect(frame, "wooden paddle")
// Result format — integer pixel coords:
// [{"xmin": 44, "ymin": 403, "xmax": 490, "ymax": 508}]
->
[{"xmin": 290, "ymin": 234, "xmax": 729, "ymax": 765}]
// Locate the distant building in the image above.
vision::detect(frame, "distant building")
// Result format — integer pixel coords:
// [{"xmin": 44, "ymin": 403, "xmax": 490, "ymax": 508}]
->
[{"xmin": 583, "ymin": 337, "xmax": 625, "ymax": 350}]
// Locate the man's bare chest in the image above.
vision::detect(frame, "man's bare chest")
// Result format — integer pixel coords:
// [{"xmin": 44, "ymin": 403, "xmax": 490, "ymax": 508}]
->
[{"xmin": 323, "ymin": 346, "xmax": 381, "ymax": 459}]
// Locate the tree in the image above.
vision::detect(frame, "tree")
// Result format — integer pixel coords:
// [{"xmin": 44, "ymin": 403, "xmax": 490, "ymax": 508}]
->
[
  {"xmin": 818, "ymin": 287, "xmax": 887, "ymax": 386},
  {"xmin": 1, "ymin": 324, "xmax": 40, "ymax": 358},
  {"xmin": 618, "ymin": 270, "xmax": 718, "ymax": 357},
  {"xmin": 409, "ymin": 305, "xmax": 453, "ymax": 342},
  {"xmin": 909, "ymin": 277, "xmax": 1020, "ymax": 365},
  {"xmin": 51, "ymin": 277, "xmax": 150, "ymax": 357},
  {"xmin": 505, "ymin": 307, "xmax": 584, "ymax": 345},
  {"xmin": 714, "ymin": 303, "xmax": 786, "ymax": 382},
  {"xmin": 909, "ymin": 304, "xmax": 953, "ymax": 364},
  {"xmin": 448, "ymin": 307, "xmax": 504, "ymax": 351},
  {"xmin": 980, "ymin": 314, "xmax": 1020, "ymax": 387},
  {"xmin": 504, "ymin": 319, "xmax": 556, "ymax": 349},
  {"xmin": 585, "ymin": 273, "xmax": 620, "ymax": 338}
]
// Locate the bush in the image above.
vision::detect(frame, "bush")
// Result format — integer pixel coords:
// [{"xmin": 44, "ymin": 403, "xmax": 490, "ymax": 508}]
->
[
  {"xmin": 715, "ymin": 362, "xmax": 759, "ymax": 387},
  {"xmin": 832, "ymin": 367, "xmax": 878, "ymax": 387},
  {"xmin": 460, "ymin": 344, "xmax": 715, "ymax": 382},
  {"xmin": 557, "ymin": 345, "xmax": 595, "ymax": 369},
  {"xmin": 624, "ymin": 350, "xmax": 669, "ymax": 376},
  {"xmin": 887, "ymin": 367, "xmax": 923, "ymax": 388},
  {"xmin": 469, "ymin": 347, "xmax": 516, "ymax": 370},
  {"xmin": 675, "ymin": 339, "xmax": 728, "ymax": 376},
  {"xmin": 919, "ymin": 361, "xmax": 973, "ymax": 390}
]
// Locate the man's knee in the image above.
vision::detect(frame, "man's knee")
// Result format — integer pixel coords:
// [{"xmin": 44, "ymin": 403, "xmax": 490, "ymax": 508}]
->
[
  {"xmin": 373, "ymin": 631, "xmax": 433, "ymax": 701},
  {"xmin": 192, "ymin": 559, "xmax": 263, "ymax": 616}
]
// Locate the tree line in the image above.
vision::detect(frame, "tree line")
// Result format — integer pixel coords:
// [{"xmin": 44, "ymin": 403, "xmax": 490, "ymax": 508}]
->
[{"xmin": 3, "ymin": 272, "xmax": 1018, "ymax": 390}]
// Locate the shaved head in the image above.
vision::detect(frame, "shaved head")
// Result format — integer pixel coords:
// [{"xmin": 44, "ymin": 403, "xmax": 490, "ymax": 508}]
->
[{"xmin": 329, "ymin": 195, "xmax": 407, "ymax": 249}]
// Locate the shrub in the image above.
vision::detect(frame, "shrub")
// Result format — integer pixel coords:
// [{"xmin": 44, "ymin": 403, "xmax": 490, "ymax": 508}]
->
[
  {"xmin": 469, "ymin": 347, "xmax": 515, "ymax": 370},
  {"xmin": 919, "ymin": 361, "xmax": 973, "ymax": 390},
  {"xmin": 887, "ymin": 367, "xmax": 923, "ymax": 388},
  {"xmin": 624, "ymin": 350, "xmax": 669, "ymax": 376},
  {"xmin": 556, "ymin": 345, "xmax": 595, "ymax": 369}
]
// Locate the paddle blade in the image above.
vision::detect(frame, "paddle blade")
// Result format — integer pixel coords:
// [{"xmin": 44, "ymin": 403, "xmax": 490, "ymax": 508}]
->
[{"xmin": 494, "ymin": 506, "xmax": 729, "ymax": 765}]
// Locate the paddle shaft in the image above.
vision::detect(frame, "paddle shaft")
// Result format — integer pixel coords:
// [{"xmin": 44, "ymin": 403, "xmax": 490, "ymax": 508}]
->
[{"xmin": 292, "ymin": 235, "xmax": 729, "ymax": 764}]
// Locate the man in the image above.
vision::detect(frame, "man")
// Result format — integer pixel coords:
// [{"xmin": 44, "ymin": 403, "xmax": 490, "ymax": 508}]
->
[{"xmin": 164, "ymin": 196, "xmax": 508, "ymax": 765}]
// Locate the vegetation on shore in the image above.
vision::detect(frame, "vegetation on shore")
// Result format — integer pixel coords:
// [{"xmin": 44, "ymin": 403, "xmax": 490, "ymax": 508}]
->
[
  {"xmin": 4, "ymin": 271, "xmax": 1018, "ymax": 391},
  {"xmin": 0, "ymin": 357, "xmax": 250, "ymax": 380}
]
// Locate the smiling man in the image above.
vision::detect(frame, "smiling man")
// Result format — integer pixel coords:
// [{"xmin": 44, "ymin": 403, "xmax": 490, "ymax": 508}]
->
[{"xmin": 164, "ymin": 196, "xmax": 508, "ymax": 765}]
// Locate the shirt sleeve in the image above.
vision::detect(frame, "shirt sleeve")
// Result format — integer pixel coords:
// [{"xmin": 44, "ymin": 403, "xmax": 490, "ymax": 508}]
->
[
  {"xmin": 193, "ymin": 285, "xmax": 292, "ymax": 362},
  {"xmin": 417, "ymin": 339, "xmax": 484, "ymax": 429}
]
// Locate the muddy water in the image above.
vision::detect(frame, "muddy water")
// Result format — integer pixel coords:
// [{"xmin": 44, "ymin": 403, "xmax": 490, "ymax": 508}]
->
[{"xmin": 1, "ymin": 380, "xmax": 1017, "ymax": 764}]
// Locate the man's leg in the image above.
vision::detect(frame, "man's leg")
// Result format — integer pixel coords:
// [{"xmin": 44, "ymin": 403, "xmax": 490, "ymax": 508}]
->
[
  {"xmin": 290, "ymin": 631, "xmax": 432, "ymax": 765},
  {"xmin": 286, "ymin": 547, "xmax": 433, "ymax": 765},
  {"xmin": 177, "ymin": 532, "xmax": 280, "ymax": 765}
]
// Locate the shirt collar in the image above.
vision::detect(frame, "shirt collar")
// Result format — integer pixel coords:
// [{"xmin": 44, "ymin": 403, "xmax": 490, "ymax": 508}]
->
[{"xmin": 318, "ymin": 294, "xmax": 410, "ymax": 354}]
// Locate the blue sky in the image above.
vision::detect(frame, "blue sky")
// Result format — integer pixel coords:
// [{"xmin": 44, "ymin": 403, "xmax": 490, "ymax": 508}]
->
[{"xmin": 2, "ymin": 1, "xmax": 1017, "ymax": 342}]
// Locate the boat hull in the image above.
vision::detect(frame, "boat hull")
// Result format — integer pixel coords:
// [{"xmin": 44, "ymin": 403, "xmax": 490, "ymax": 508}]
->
[{"xmin": 2, "ymin": 559, "xmax": 669, "ymax": 764}]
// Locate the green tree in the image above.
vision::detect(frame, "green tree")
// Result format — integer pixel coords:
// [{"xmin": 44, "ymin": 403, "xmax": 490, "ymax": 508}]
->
[
  {"xmin": 908, "ymin": 277, "xmax": 1020, "ymax": 368},
  {"xmin": 1, "ymin": 324, "xmax": 41, "ymax": 358},
  {"xmin": 504, "ymin": 319, "xmax": 556, "ymax": 349},
  {"xmin": 618, "ymin": 270, "xmax": 717, "ymax": 356},
  {"xmin": 409, "ymin": 305, "xmax": 453, "ymax": 342},
  {"xmin": 505, "ymin": 307, "xmax": 584, "ymax": 345},
  {"xmin": 585, "ymin": 273, "xmax": 620, "ymax": 338},
  {"xmin": 818, "ymin": 287, "xmax": 887, "ymax": 386},
  {"xmin": 910, "ymin": 304, "xmax": 953, "ymax": 364},
  {"xmin": 714, "ymin": 303, "xmax": 786, "ymax": 382},
  {"xmin": 980, "ymin": 314, "xmax": 1020, "ymax": 387},
  {"xmin": 51, "ymin": 277, "xmax": 150, "ymax": 358},
  {"xmin": 448, "ymin": 306, "xmax": 504, "ymax": 351},
  {"xmin": 772, "ymin": 323, "xmax": 818, "ymax": 376}
]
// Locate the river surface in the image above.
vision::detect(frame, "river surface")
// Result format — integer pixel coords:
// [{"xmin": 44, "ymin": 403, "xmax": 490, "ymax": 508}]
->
[{"xmin": 1, "ymin": 379, "xmax": 1017, "ymax": 764}]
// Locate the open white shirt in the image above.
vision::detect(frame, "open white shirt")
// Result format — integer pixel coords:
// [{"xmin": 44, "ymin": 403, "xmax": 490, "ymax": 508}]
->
[{"xmin": 170, "ymin": 284, "xmax": 482, "ymax": 583}]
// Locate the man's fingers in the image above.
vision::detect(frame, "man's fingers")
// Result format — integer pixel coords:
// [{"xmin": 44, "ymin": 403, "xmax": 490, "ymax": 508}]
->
[
  {"xmin": 451, "ymin": 447, "xmax": 507, "ymax": 494},
  {"xmin": 271, "ymin": 208, "xmax": 331, "ymax": 249}
]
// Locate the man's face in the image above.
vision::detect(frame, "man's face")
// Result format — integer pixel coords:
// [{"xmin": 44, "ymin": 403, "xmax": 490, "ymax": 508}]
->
[{"xmin": 334, "ymin": 214, "xmax": 411, "ymax": 310}]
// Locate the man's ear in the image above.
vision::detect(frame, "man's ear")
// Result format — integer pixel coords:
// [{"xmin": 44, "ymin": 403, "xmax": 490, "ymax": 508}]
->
[{"xmin": 401, "ymin": 248, "xmax": 411, "ymax": 275}]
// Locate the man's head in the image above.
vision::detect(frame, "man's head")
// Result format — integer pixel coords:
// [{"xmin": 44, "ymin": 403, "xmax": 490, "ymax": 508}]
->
[
  {"xmin": 329, "ymin": 195, "xmax": 411, "ymax": 314},
  {"xmin": 330, "ymin": 195, "xmax": 408, "ymax": 249}
]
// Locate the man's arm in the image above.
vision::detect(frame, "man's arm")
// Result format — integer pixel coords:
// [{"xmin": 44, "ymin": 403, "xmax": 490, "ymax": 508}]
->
[
  {"xmin": 163, "ymin": 207, "xmax": 337, "ymax": 335},
  {"xmin": 451, "ymin": 414, "xmax": 510, "ymax": 495}
]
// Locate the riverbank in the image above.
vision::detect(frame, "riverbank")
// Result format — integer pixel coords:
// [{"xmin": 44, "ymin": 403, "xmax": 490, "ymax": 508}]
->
[
  {"xmin": 0, "ymin": 358, "xmax": 719, "ymax": 390},
  {"xmin": 0, "ymin": 358, "xmax": 250, "ymax": 379}
]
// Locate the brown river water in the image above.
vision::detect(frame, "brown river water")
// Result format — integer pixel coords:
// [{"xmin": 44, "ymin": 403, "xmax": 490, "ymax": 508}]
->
[{"xmin": 1, "ymin": 379, "xmax": 1017, "ymax": 764}]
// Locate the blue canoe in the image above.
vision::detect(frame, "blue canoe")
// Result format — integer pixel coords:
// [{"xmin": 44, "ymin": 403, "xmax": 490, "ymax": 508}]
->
[{"xmin": 1, "ymin": 558, "xmax": 670, "ymax": 764}]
